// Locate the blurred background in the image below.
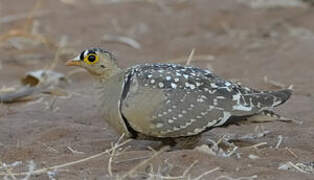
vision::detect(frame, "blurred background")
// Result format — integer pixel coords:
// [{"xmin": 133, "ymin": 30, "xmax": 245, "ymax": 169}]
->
[{"xmin": 0, "ymin": 0, "xmax": 314, "ymax": 179}]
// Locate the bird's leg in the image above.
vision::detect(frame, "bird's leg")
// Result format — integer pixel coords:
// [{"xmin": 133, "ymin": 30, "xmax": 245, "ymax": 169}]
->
[{"xmin": 172, "ymin": 135, "xmax": 202, "ymax": 149}]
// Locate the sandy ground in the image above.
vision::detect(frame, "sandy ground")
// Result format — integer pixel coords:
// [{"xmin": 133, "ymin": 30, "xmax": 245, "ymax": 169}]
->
[{"xmin": 0, "ymin": 0, "xmax": 314, "ymax": 179}]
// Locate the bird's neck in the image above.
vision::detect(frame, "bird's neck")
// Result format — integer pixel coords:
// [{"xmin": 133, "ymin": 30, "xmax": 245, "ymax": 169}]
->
[{"xmin": 97, "ymin": 66, "xmax": 123, "ymax": 83}]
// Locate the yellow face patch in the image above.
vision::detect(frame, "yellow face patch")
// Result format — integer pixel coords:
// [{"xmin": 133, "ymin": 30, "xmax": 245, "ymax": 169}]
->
[{"xmin": 84, "ymin": 53, "xmax": 99, "ymax": 64}]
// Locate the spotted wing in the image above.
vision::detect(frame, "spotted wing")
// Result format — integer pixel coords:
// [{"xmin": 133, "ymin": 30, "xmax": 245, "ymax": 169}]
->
[{"xmin": 121, "ymin": 64, "xmax": 253, "ymax": 138}]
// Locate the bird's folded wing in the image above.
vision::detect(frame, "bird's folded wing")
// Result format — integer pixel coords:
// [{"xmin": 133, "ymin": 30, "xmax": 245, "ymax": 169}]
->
[{"xmin": 120, "ymin": 64, "xmax": 242, "ymax": 137}]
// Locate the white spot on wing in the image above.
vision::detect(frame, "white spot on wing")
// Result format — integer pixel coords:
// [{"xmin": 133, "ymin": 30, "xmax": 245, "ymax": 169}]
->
[
  {"xmin": 232, "ymin": 93, "xmax": 253, "ymax": 111},
  {"xmin": 176, "ymin": 73, "xmax": 181, "ymax": 77},
  {"xmin": 210, "ymin": 83, "xmax": 218, "ymax": 88},
  {"xmin": 216, "ymin": 96, "xmax": 225, "ymax": 99},
  {"xmin": 225, "ymin": 82, "xmax": 231, "ymax": 86},
  {"xmin": 213, "ymin": 99, "xmax": 218, "ymax": 106},
  {"xmin": 185, "ymin": 82, "xmax": 196, "ymax": 89},
  {"xmin": 171, "ymin": 83, "xmax": 177, "ymax": 89},
  {"xmin": 158, "ymin": 82, "xmax": 164, "ymax": 88},
  {"xmin": 156, "ymin": 123, "xmax": 163, "ymax": 128}
]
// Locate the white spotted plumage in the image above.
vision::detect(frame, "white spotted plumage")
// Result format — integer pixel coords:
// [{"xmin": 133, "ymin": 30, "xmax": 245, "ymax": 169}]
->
[
  {"xmin": 121, "ymin": 63, "xmax": 292, "ymax": 138},
  {"xmin": 70, "ymin": 48, "xmax": 292, "ymax": 144}
]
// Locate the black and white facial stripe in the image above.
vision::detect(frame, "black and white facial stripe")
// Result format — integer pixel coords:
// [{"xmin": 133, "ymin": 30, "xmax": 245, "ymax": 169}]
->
[{"xmin": 79, "ymin": 48, "xmax": 114, "ymax": 61}]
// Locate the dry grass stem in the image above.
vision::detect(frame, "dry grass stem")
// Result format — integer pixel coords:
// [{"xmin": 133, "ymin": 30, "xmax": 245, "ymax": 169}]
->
[
  {"xmin": 263, "ymin": 76, "xmax": 288, "ymax": 89},
  {"xmin": 23, "ymin": 0, "xmax": 43, "ymax": 32},
  {"xmin": 147, "ymin": 146, "xmax": 157, "ymax": 153},
  {"xmin": 186, "ymin": 48, "xmax": 195, "ymax": 65},
  {"xmin": 0, "ymin": 10, "xmax": 50, "ymax": 24},
  {"xmin": 246, "ymin": 142, "xmax": 268, "ymax": 150},
  {"xmin": 193, "ymin": 167, "xmax": 220, "ymax": 180},
  {"xmin": 149, "ymin": 160, "xmax": 198, "ymax": 180},
  {"xmin": 0, "ymin": 27, "xmax": 54, "ymax": 48},
  {"xmin": 47, "ymin": 36, "xmax": 68, "ymax": 70},
  {"xmin": 162, "ymin": 54, "xmax": 215, "ymax": 65},
  {"xmin": 278, "ymin": 116, "xmax": 303, "ymax": 125},
  {"xmin": 285, "ymin": 147, "xmax": 298, "ymax": 159},
  {"xmin": 121, "ymin": 146, "xmax": 170, "ymax": 179},
  {"xmin": 279, "ymin": 161, "xmax": 309, "ymax": 174},
  {"xmin": 275, "ymin": 135, "xmax": 283, "ymax": 149},
  {"xmin": 108, "ymin": 134, "xmax": 126, "ymax": 176},
  {"xmin": 66, "ymin": 146, "xmax": 85, "ymax": 155},
  {"xmin": 182, "ymin": 160, "xmax": 198, "ymax": 177},
  {"xmin": 22, "ymin": 161, "xmax": 36, "ymax": 180},
  {"xmin": 103, "ymin": 34, "xmax": 141, "ymax": 49},
  {"xmin": 0, "ymin": 0, "xmax": 56, "ymax": 49},
  {"xmin": 0, "ymin": 137, "xmax": 131, "ymax": 177}
]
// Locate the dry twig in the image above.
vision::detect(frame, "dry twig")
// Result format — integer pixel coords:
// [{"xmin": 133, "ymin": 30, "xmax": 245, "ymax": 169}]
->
[
  {"xmin": 186, "ymin": 48, "xmax": 195, "ymax": 65},
  {"xmin": 246, "ymin": 142, "xmax": 268, "ymax": 150},
  {"xmin": 108, "ymin": 134, "xmax": 126, "ymax": 176},
  {"xmin": 161, "ymin": 54, "xmax": 215, "ymax": 65},
  {"xmin": 285, "ymin": 147, "xmax": 298, "ymax": 159},
  {"xmin": 0, "ymin": 137, "xmax": 131, "ymax": 177},
  {"xmin": 279, "ymin": 161, "xmax": 309, "ymax": 174},
  {"xmin": 121, "ymin": 146, "xmax": 170, "ymax": 179},
  {"xmin": 66, "ymin": 146, "xmax": 85, "ymax": 155},
  {"xmin": 275, "ymin": 135, "xmax": 283, "ymax": 149},
  {"xmin": 193, "ymin": 167, "xmax": 220, "ymax": 180},
  {"xmin": 103, "ymin": 34, "xmax": 141, "ymax": 49},
  {"xmin": 263, "ymin": 76, "xmax": 289, "ymax": 89},
  {"xmin": 0, "ymin": 10, "xmax": 50, "ymax": 24}
]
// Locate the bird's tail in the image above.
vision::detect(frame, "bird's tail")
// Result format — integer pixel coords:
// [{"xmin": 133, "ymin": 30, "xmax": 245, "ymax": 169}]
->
[
  {"xmin": 268, "ymin": 89, "xmax": 293, "ymax": 107},
  {"xmin": 231, "ymin": 88, "xmax": 293, "ymax": 116},
  {"xmin": 241, "ymin": 88, "xmax": 293, "ymax": 111}
]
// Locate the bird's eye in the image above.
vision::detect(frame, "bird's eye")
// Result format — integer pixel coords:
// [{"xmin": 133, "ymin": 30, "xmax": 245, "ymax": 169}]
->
[
  {"xmin": 84, "ymin": 54, "xmax": 99, "ymax": 64},
  {"xmin": 88, "ymin": 55, "xmax": 96, "ymax": 62}
]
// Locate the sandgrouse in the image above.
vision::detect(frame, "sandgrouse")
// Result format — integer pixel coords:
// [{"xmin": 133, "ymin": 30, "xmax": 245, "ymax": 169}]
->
[{"xmin": 66, "ymin": 48, "xmax": 292, "ymax": 147}]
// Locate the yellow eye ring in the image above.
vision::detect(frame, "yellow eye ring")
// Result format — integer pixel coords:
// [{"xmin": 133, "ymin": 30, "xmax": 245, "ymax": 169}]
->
[{"xmin": 84, "ymin": 53, "xmax": 99, "ymax": 64}]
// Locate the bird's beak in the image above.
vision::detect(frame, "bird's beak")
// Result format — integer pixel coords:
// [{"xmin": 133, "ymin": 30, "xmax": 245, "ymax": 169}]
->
[{"xmin": 65, "ymin": 55, "xmax": 81, "ymax": 66}]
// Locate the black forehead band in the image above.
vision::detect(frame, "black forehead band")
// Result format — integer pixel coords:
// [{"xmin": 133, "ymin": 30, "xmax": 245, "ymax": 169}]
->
[
  {"xmin": 79, "ymin": 50, "xmax": 85, "ymax": 60},
  {"xmin": 79, "ymin": 48, "xmax": 114, "ymax": 60}
]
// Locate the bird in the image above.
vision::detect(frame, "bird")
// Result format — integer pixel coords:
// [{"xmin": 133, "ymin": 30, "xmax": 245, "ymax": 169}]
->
[{"xmin": 65, "ymin": 48, "xmax": 292, "ymax": 148}]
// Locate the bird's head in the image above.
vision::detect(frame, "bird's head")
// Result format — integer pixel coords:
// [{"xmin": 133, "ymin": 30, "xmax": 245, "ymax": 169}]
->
[{"xmin": 65, "ymin": 48, "xmax": 121, "ymax": 79}]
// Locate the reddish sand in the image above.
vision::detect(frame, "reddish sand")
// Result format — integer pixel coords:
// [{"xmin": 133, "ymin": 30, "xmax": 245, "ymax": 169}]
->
[{"xmin": 1, "ymin": 0, "xmax": 314, "ymax": 179}]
